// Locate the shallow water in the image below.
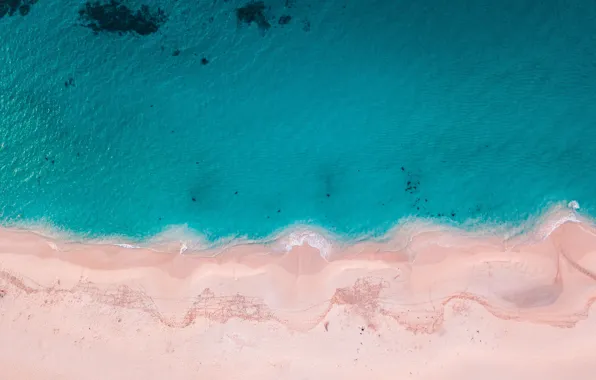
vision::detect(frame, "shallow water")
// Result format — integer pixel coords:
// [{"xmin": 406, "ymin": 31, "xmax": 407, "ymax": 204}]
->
[{"xmin": 0, "ymin": 0, "xmax": 595, "ymax": 242}]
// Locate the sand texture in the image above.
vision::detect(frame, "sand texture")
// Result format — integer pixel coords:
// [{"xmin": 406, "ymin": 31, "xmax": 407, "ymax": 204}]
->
[{"xmin": 1, "ymin": 214, "xmax": 596, "ymax": 379}]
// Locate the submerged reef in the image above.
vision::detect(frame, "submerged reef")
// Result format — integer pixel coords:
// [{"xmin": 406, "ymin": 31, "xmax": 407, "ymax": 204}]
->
[
  {"xmin": 236, "ymin": 1, "xmax": 271, "ymax": 32},
  {"xmin": 278, "ymin": 15, "xmax": 291, "ymax": 25},
  {"xmin": 0, "ymin": 0, "xmax": 37, "ymax": 19},
  {"xmin": 78, "ymin": 0, "xmax": 167, "ymax": 35}
]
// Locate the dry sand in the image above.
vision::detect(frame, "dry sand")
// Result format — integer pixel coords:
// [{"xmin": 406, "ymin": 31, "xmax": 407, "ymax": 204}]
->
[{"xmin": 1, "ymin": 212, "xmax": 596, "ymax": 379}]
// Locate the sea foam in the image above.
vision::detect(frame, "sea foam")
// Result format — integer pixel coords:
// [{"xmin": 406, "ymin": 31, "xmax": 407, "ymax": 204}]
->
[
  {"xmin": 279, "ymin": 228, "xmax": 334, "ymax": 259},
  {"xmin": 0, "ymin": 201, "xmax": 590, "ymax": 260}
]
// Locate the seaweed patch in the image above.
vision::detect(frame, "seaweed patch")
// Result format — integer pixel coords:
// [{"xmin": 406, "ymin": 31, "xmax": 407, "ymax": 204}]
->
[
  {"xmin": 78, "ymin": 0, "xmax": 167, "ymax": 36},
  {"xmin": 278, "ymin": 15, "xmax": 291, "ymax": 25},
  {"xmin": 0, "ymin": 0, "xmax": 38, "ymax": 19},
  {"xmin": 236, "ymin": 1, "xmax": 271, "ymax": 32},
  {"xmin": 64, "ymin": 77, "xmax": 75, "ymax": 88},
  {"xmin": 302, "ymin": 18, "xmax": 310, "ymax": 32}
]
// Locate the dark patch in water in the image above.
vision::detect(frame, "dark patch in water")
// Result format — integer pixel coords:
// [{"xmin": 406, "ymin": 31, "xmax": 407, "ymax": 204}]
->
[
  {"xmin": 0, "ymin": 0, "xmax": 37, "ymax": 19},
  {"xmin": 78, "ymin": 1, "xmax": 167, "ymax": 36},
  {"xmin": 278, "ymin": 15, "xmax": 291, "ymax": 25},
  {"xmin": 301, "ymin": 18, "xmax": 310, "ymax": 32},
  {"xmin": 236, "ymin": 1, "xmax": 271, "ymax": 32},
  {"xmin": 64, "ymin": 77, "xmax": 75, "ymax": 88},
  {"xmin": 403, "ymin": 170, "xmax": 420, "ymax": 194},
  {"xmin": 316, "ymin": 165, "xmax": 343, "ymax": 203},
  {"xmin": 18, "ymin": 3, "xmax": 28, "ymax": 15}
]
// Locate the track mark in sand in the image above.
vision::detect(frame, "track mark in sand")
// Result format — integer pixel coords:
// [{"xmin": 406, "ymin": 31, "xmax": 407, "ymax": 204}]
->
[
  {"xmin": 78, "ymin": 283, "xmax": 279, "ymax": 328},
  {"xmin": 450, "ymin": 300, "xmax": 471, "ymax": 317},
  {"xmin": 331, "ymin": 277, "xmax": 388, "ymax": 331},
  {"xmin": 0, "ymin": 271, "xmax": 281, "ymax": 328},
  {"xmin": 1, "ymin": 256, "xmax": 596, "ymax": 333}
]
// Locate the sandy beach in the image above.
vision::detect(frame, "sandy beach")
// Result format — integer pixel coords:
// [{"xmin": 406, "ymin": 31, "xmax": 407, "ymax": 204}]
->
[{"xmin": 1, "ymin": 211, "xmax": 596, "ymax": 379}]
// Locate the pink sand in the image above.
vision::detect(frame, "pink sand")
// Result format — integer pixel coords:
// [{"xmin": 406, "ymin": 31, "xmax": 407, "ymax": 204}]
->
[{"xmin": 1, "ymin": 212, "xmax": 596, "ymax": 379}]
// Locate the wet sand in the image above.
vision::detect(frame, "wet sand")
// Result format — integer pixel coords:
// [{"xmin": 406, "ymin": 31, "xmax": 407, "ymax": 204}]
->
[{"xmin": 1, "ymin": 211, "xmax": 596, "ymax": 379}]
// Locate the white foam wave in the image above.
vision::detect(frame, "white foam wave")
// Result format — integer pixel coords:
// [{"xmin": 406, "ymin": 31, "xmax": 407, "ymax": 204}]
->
[
  {"xmin": 533, "ymin": 202, "xmax": 581, "ymax": 240},
  {"xmin": 501, "ymin": 201, "xmax": 584, "ymax": 245},
  {"xmin": 0, "ymin": 200, "xmax": 592, "ymax": 258},
  {"xmin": 568, "ymin": 200, "xmax": 580, "ymax": 210},
  {"xmin": 144, "ymin": 224, "xmax": 208, "ymax": 253},
  {"xmin": 276, "ymin": 227, "xmax": 334, "ymax": 259},
  {"xmin": 114, "ymin": 243, "xmax": 141, "ymax": 249}
]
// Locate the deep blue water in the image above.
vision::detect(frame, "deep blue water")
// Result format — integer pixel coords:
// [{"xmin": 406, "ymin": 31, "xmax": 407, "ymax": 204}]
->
[{"xmin": 0, "ymin": 0, "xmax": 595, "ymax": 242}]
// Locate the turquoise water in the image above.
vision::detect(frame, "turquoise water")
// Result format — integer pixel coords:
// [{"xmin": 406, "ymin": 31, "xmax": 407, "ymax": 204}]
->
[{"xmin": 0, "ymin": 0, "xmax": 595, "ymax": 242}]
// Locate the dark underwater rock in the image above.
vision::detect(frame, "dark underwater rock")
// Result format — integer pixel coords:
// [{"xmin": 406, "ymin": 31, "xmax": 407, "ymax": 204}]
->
[
  {"xmin": 302, "ymin": 19, "xmax": 310, "ymax": 32},
  {"xmin": 0, "ymin": 0, "xmax": 37, "ymax": 19},
  {"xmin": 78, "ymin": 0, "xmax": 167, "ymax": 36},
  {"xmin": 278, "ymin": 15, "xmax": 291, "ymax": 25},
  {"xmin": 18, "ymin": 4, "xmax": 29, "ymax": 15},
  {"xmin": 236, "ymin": 1, "xmax": 271, "ymax": 32}
]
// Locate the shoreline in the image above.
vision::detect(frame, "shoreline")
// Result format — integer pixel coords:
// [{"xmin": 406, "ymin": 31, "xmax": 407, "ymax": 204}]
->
[
  {"xmin": 2, "ymin": 204, "xmax": 596, "ymax": 378},
  {"xmin": 0, "ymin": 200, "xmax": 583, "ymax": 255}
]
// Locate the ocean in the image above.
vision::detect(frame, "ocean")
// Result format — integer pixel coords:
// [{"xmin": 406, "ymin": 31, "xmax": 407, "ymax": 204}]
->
[{"xmin": 1, "ymin": 0, "xmax": 595, "ymax": 245}]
